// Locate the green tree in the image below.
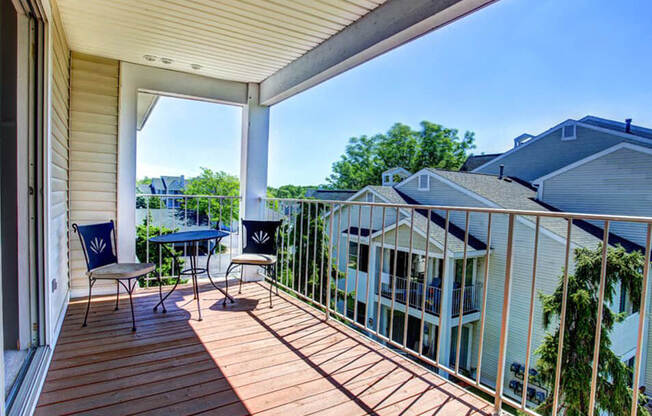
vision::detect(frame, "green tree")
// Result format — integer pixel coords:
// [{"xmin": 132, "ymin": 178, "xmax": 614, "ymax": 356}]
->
[
  {"xmin": 135, "ymin": 216, "xmax": 185, "ymax": 287},
  {"xmin": 327, "ymin": 121, "xmax": 475, "ymax": 189},
  {"xmin": 183, "ymin": 168, "xmax": 239, "ymax": 228},
  {"xmin": 268, "ymin": 185, "xmax": 316, "ymax": 199},
  {"xmin": 535, "ymin": 243, "xmax": 648, "ymax": 416}
]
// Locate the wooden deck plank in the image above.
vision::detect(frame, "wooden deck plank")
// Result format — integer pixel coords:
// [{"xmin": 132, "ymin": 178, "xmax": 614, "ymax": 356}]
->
[{"xmin": 36, "ymin": 280, "xmax": 492, "ymax": 416}]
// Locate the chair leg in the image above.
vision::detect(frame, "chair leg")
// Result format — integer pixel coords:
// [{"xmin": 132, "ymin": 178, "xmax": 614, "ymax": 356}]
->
[
  {"xmin": 224, "ymin": 263, "xmax": 233, "ymax": 306},
  {"xmin": 126, "ymin": 279, "xmax": 137, "ymax": 332},
  {"xmin": 82, "ymin": 279, "xmax": 95, "ymax": 328},
  {"xmin": 114, "ymin": 280, "xmax": 120, "ymax": 311},
  {"xmin": 274, "ymin": 264, "xmax": 279, "ymax": 296},
  {"xmin": 239, "ymin": 265, "xmax": 244, "ymax": 294},
  {"xmin": 268, "ymin": 266, "xmax": 273, "ymax": 308}
]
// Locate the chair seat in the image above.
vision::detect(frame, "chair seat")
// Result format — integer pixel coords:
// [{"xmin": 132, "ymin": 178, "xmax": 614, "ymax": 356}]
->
[
  {"xmin": 89, "ymin": 262, "xmax": 155, "ymax": 279},
  {"xmin": 231, "ymin": 254, "xmax": 277, "ymax": 265}
]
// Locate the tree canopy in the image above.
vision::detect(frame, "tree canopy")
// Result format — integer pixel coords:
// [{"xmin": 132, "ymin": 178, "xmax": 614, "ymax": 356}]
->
[
  {"xmin": 183, "ymin": 168, "xmax": 240, "ymax": 227},
  {"xmin": 535, "ymin": 243, "xmax": 648, "ymax": 416},
  {"xmin": 327, "ymin": 121, "xmax": 475, "ymax": 190}
]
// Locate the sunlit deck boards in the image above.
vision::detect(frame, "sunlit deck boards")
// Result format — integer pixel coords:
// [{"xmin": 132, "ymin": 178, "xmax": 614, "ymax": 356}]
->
[{"xmin": 36, "ymin": 281, "xmax": 493, "ymax": 415}]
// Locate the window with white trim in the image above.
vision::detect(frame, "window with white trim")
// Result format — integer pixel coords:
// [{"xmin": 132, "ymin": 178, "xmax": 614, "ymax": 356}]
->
[
  {"xmin": 561, "ymin": 123, "xmax": 576, "ymax": 140},
  {"xmin": 418, "ymin": 174, "xmax": 429, "ymax": 191},
  {"xmin": 366, "ymin": 193, "xmax": 374, "ymax": 203}
]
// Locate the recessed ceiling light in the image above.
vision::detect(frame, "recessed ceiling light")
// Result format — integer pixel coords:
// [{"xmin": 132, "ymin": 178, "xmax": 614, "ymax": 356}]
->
[
  {"xmin": 191, "ymin": 64, "xmax": 202, "ymax": 70},
  {"xmin": 143, "ymin": 55, "xmax": 157, "ymax": 62},
  {"xmin": 160, "ymin": 57, "xmax": 173, "ymax": 64}
]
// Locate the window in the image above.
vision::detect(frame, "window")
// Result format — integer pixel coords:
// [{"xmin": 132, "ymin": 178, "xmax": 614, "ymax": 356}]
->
[
  {"xmin": 366, "ymin": 193, "xmax": 374, "ymax": 203},
  {"xmin": 455, "ymin": 259, "xmax": 474, "ymax": 286},
  {"xmin": 561, "ymin": 123, "xmax": 576, "ymax": 140},
  {"xmin": 418, "ymin": 174, "xmax": 429, "ymax": 191},
  {"xmin": 348, "ymin": 242, "xmax": 369, "ymax": 272}
]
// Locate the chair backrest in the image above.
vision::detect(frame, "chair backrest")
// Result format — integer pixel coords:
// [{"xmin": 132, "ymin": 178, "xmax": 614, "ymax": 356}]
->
[
  {"xmin": 72, "ymin": 221, "xmax": 118, "ymax": 271},
  {"xmin": 241, "ymin": 220, "xmax": 281, "ymax": 255}
]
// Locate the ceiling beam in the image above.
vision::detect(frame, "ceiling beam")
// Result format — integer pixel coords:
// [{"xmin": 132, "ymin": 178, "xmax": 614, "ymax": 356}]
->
[{"xmin": 259, "ymin": 0, "xmax": 496, "ymax": 106}]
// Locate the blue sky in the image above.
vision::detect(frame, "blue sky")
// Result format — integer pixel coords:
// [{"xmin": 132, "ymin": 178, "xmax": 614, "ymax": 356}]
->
[{"xmin": 137, "ymin": 0, "xmax": 652, "ymax": 187}]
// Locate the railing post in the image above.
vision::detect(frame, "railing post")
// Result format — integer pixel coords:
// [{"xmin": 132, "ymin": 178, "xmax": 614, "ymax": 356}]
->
[
  {"xmin": 494, "ymin": 213, "xmax": 515, "ymax": 414},
  {"xmin": 325, "ymin": 202, "xmax": 335, "ymax": 321}
]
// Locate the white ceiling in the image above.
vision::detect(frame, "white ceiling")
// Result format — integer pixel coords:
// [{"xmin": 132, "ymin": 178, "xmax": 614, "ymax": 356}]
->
[{"xmin": 56, "ymin": 0, "xmax": 386, "ymax": 83}]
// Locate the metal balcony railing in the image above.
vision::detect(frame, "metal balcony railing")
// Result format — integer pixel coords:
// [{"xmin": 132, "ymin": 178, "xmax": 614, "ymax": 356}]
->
[
  {"xmin": 261, "ymin": 196, "xmax": 652, "ymax": 416},
  {"xmin": 379, "ymin": 276, "xmax": 481, "ymax": 316}
]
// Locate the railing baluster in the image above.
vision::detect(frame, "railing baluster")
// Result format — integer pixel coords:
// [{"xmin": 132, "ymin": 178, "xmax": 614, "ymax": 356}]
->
[
  {"xmin": 334, "ymin": 203, "xmax": 343, "ymax": 314},
  {"xmin": 298, "ymin": 201, "xmax": 305, "ymax": 295},
  {"xmin": 522, "ymin": 216, "xmax": 540, "ymax": 408},
  {"xmin": 344, "ymin": 205, "xmax": 352, "ymax": 316},
  {"xmin": 320, "ymin": 202, "xmax": 326, "ymax": 306},
  {"xmin": 304, "ymin": 202, "xmax": 311, "ymax": 296},
  {"xmin": 436, "ymin": 211, "xmax": 450, "ymax": 366},
  {"xmin": 229, "ymin": 200, "xmax": 234, "ymax": 264},
  {"xmin": 354, "ymin": 204, "xmax": 362, "ymax": 323},
  {"xmin": 389, "ymin": 207, "xmax": 400, "ymax": 341},
  {"xmin": 312, "ymin": 201, "xmax": 318, "ymax": 300},
  {"xmin": 364, "ymin": 204, "xmax": 374, "ymax": 329},
  {"xmin": 588, "ymin": 221, "xmax": 610, "ymax": 416},
  {"xmin": 403, "ymin": 209, "xmax": 415, "ymax": 349},
  {"xmin": 456, "ymin": 211, "xmax": 471, "ymax": 374},
  {"xmin": 146, "ymin": 196, "xmax": 150, "ymax": 288},
  {"xmin": 494, "ymin": 213, "xmax": 516, "ymax": 414},
  {"xmin": 326, "ymin": 202, "xmax": 335, "ymax": 320},
  {"xmin": 376, "ymin": 206, "xmax": 386, "ymax": 335},
  {"xmin": 551, "ymin": 218, "xmax": 573, "ymax": 416},
  {"xmin": 632, "ymin": 223, "xmax": 652, "ymax": 416}
]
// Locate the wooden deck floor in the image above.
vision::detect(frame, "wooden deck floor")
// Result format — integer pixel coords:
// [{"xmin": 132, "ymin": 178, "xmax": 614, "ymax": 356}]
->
[{"xmin": 36, "ymin": 280, "xmax": 493, "ymax": 415}]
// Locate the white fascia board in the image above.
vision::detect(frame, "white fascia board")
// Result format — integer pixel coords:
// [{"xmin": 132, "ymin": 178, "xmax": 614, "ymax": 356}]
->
[
  {"xmin": 260, "ymin": 0, "xmax": 496, "ymax": 105},
  {"xmin": 533, "ymin": 142, "xmax": 652, "ymax": 185}
]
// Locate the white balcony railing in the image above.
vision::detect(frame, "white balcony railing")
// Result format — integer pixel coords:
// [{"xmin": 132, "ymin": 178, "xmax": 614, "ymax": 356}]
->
[
  {"xmin": 261, "ymin": 196, "xmax": 652, "ymax": 416},
  {"xmin": 379, "ymin": 276, "xmax": 481, "ymax": 316}
]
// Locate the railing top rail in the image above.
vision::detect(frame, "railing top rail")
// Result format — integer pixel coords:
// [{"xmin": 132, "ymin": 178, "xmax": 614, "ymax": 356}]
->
[
  {"xmin": 263, "ymin": 197, "xmax": 652, "ymax": 224},
  {"xmin": 138, "ymin": 194, "xmax": 241, "ymax": 199}
]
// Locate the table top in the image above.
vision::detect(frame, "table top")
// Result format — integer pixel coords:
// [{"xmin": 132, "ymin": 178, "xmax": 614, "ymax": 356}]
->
[{"xmin": 149, "ymin": 229, "xmax": 229, "ymax": 244}]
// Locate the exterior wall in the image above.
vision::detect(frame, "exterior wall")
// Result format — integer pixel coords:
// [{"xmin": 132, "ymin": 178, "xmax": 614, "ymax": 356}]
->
[
  {"xmin": 398, "ymin": 173, "xmax": 577, "ymax": 399},
  {"xmin": 475, "ymin": 125, "xmax": 652, "ymax": 182},
  {"xmin": 49, "ymin": 5, "xmax": 71, "ymax": 332},
  {"xmin": 540, "ymin": 147, "xmax": 652, "ymax": 247},
  {"xmin": 69, "ymin": 52, "xmax": 119, "ymax": 297}
]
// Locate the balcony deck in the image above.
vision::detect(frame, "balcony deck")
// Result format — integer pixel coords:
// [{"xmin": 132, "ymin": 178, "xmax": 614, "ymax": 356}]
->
[{"xmin": 36, "ymin": 280, "xmax": 493, "ymax": 415}]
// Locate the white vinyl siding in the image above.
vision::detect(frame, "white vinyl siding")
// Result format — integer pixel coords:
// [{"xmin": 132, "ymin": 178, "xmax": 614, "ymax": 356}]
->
[
  {"xmin": 540, "ymin": 147, "xmax": 652, "ymax": 248},
  {"xmin": 49, "ymin": 5, "xmax": 71, "ymax": 329},
  {"xmin": 69, "ymin": 52, "xmax": 119, "ymax": 297},
  {"xmin": 398, "ymin": 172, "xmax": 578, "ymax": 395},
  {"xmin": 475, "ymin": 125, "xmax": 652, "ymax": 182}
]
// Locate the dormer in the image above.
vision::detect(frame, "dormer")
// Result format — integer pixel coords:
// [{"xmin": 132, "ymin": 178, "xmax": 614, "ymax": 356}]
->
[{"xmin": 381, "ymin": 167, "xmax": 411, "ymax": 186}]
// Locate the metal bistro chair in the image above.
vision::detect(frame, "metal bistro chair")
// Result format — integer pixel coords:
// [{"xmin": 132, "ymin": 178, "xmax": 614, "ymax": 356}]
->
[
  {"xmin": 224, "ymin": 220, "xmax": 281, "ymax": 307},
  {"xmin": 73, "ymin": 220, "xmax": 155, "ymax": 331}
]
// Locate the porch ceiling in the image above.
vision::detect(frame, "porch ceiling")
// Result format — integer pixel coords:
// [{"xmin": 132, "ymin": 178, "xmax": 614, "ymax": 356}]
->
[
  {"xmin": 56, "ymin": 0, "xmax": 496, "ymax": 105},
  {"xmin": 55, "ymin": 0, "xmax": 386, "ymax": 83}
]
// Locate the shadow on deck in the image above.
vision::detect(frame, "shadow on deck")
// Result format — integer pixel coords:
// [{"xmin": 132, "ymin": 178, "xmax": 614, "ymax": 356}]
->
[{"xmin": 36, "ymin": 280, "xmax": 493, "ymax": 415}]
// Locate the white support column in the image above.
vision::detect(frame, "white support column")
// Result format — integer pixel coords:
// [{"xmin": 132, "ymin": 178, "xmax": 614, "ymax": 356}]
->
[
  {"xmin": 240, "ymin": 83, "xmax": 270, "ymax": 281},
  {"xmin": 438, "ymin": 256, "xmax": 456, "ymax": 379}
]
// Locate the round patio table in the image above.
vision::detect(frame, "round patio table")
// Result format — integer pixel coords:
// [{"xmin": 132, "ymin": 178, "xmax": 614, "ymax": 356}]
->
[{"xmin": 149, "ymin": 229, "xmax": 232, "ymax": 321}]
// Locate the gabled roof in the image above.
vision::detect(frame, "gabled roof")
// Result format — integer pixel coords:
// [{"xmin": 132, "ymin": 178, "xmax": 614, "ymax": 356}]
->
[
  {"xmin": 460, "ymin": 153, "xmax": 502, "ymax": 172},
  {"xmin": 366, "ymin": 186, "xmax": 486, "ymax": 253},
  {"xmin": 472, "ymin": 116, "xmax": 652, "ymax": 175},
  {"xmin": 420, "ymin": 168, "xmax": 603, "ymax": 248},
  {"xmin": 306, "ymin": 189, "xmax": 356, "ymax": 201},
  {"xmin": 580, "ymin": 115, "xmax": 652, "ymax": 140},
  {"xmin": 150, "ymin": 178, "xmax": 165, "ymax": 192},
  {"xmin": 161, "ymin": 176, "xmax": 185, "ymax": 192}
]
